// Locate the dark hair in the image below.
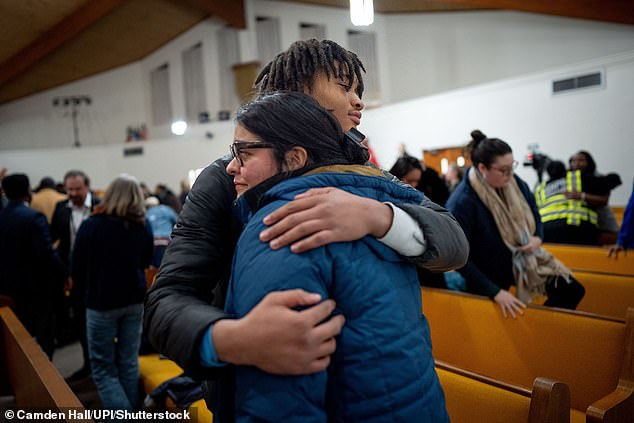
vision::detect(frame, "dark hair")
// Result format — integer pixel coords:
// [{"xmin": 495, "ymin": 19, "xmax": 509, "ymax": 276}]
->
[
  {"xmin": 254, "ymin": 39, "xmax": 366, "ymax": 98},
  {"xmin": 466, "ymin": 129, "xmax": 513, "ymax": 168},
  {"xmin": 2, "ymin": 174, "xmax": 30, "ymax": 200},
  {"xmin": 63, "ymin": 170, "xmax": 90, "ymax": 187},
  {"xmin": 36, "ymin": 177, "xmax": 56, "ymax": 191},
  {"xmin": 236, "ymin": 92, "xmax": 369, "ymax": 169},
  {"xmin": 389, "ymin": 155, "xmax": 422, "ymax": 180},
  {"xmin": 569, "ymin": 150, "xmax": 596, "ymax": 174},
  {"xmin": 546, "ymin": 160, "xmax": 567, "ymax": 181}
]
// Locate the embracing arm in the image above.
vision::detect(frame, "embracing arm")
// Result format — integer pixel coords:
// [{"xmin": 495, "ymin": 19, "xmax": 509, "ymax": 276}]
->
[
  {"xmin": 396, "ymin": 197, "xmax": 468, "ymax": 271},
  {"xmin": 144, "ymin": 158, "xmax": 344, "ymax": 378},
  {"xmin": 259, "ymin": 179, "xmax": 468, "ymax": 272}
]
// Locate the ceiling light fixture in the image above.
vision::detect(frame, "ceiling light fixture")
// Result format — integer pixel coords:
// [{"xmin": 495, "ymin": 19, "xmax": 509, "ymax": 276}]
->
[
  {"xmin": 350, "ymin": 0, "xmax": 374, "ymax": 26},
  {"xmin": 171, "ymin": 120, "xmax": 187, "ymax": 136}
]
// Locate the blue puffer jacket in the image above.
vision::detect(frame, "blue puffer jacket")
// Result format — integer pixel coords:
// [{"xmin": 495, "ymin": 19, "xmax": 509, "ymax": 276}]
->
[{"xmin": 226, "ymin": 169, "xmax": 449, "ymax": 423}]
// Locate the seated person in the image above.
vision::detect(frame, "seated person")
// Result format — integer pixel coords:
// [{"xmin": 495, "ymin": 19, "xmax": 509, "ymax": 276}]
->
[
  {"xmin": 222, "ymin": 92, "xmax": 449, "ymax": 422},
  {"xmin": 447, "ymin": 130, "xmax": 585, "ymax": 318},
  {"xmin": 535, "ymin": 160, "xmax": 599, "ymax": 245}
]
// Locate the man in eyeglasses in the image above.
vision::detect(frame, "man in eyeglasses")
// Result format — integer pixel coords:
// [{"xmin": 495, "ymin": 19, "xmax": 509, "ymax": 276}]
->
[{"xmin": 145, "ymin": 39, "xmax": 468, "ymax": 421}]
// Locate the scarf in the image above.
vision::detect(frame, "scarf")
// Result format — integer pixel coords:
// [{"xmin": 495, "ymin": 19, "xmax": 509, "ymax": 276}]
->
[{"xmin": 468, "ymin": 168, "xmax": 571, "ymax": 302}]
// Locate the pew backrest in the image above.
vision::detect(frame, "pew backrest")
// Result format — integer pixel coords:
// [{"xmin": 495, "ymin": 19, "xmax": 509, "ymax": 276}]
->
[
  {"xmin": 436, "ymin": 360, "xmax": 570, "ymax": 423},
  {"xmin": 574, "ymin": 271, "xmax": 634, "ymax": 319},
  {"xmin": 422, "ymin": 288, "xmax": 632, "ymax": 413},
  {"xmin": 543, "ymin": 243, "xmax": 634, "ymax": 277}
]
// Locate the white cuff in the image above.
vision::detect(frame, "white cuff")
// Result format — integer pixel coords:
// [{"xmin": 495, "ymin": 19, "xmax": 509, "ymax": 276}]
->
[{"xmin": 377, "ymin": 202, "xmax": 426, "ymax": 257}]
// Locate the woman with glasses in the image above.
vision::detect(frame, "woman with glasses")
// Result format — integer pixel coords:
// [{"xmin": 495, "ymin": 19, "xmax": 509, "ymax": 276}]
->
[
  {"xmin": 223, "ymin": 91, "xmax": 448, "ymax": 422},
  {"xmin": 446, "ymin": 130, "xmax": 585, "ymax": 317}
]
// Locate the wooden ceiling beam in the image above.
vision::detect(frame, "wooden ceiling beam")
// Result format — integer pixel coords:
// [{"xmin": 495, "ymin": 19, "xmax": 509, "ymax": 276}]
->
[
  {"xmin": 440, "ymin": 0, "xmax": 634, "ymax": 25},
  {"xmin": 179, "ymin": 0, "xmax": 246, "ymax": 29},
  {"xmin": 0, "ymin": 0, "xmax": 127, "ymax": 89}
]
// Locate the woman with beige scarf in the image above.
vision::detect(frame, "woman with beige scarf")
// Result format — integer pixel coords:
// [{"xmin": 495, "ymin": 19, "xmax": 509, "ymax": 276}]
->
[{"xmin": 446, "ymin": 130, "xmax": 585, "ymax": 318}]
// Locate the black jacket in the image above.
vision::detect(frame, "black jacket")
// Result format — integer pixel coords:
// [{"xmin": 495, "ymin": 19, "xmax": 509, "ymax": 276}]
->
[
  {"xmin": 144, "ymin": 157, "xmax": 468, "ymax": 393},
  {"xmin": 71, "ymin": 214, "xmax": 153, "ymax": 310},
  {"xmin": 0, "ymin": 201, "xmax": 67, "ymax": 330},
  {"xmin": 50, "ymin": 194, "xmax": 101, "ymax": 265}
]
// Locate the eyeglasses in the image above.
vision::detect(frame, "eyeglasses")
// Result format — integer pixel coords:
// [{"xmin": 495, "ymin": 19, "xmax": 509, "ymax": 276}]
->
[
  {"xmin": 229, "ymin": 141, "xmax": 275, "ymax": 166},
  {"xmin": 489, "ymin": 160, "xmax": 518, "ymax": 176}
]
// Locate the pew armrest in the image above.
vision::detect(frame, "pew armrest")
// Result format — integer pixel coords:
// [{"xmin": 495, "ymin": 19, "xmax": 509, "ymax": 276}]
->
[
  {"xmin": 588, "ymin": 307, "xmax": 634, "ymax": 422},
  {"xmin": 586, "ymin": 381, "xmax": 634, "ymax": 423}
]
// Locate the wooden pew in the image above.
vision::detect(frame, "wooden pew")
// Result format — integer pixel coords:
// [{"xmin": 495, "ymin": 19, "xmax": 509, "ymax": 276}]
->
[
  {"xmin": 138, "ymin": 353, "xmax": 213, "ymax": 423},
  {"xmin": 0, "ymin": 306, "xmax": 93, "ymax": 422},
  {"xmin": 543, "ymin": 243, "xmax": 634, "ymax": 277},
  {"xmin": 141, "ymin": 352, "xmax": 571, "ymax": 423},
  {"xmin": 573, "ymin": 271, "xmax": 634, "ymax": 319},
  {"xmin": 613, "ymin": 206, "xmax": 625, "ymax": 227},
  {"xmin": 436, "ymin": 360, "xmax": 570, "ymax": 423},
  {"xmin": 422, "ymin": 288, "xmax": 634, "ymax": 422}
]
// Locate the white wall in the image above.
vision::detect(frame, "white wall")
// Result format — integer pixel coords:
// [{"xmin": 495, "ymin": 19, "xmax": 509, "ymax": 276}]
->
[
  {"xmin": 1, "ymin": 2, "xmax": 634, "ymax": 200},
  {"xmin": 383, "ymin": 11, "xmax": 634, "ymax": 103},
  {"xmin": 0, "ymin": 121, "xmax": 234, "ymax": 193},
  {"xmin": 360, "ymin": 51, "xmax": 634, "ymax": 205},
  {"xmin": 0, "ymin": 62, "xmax": 145, "ymax": 150}
]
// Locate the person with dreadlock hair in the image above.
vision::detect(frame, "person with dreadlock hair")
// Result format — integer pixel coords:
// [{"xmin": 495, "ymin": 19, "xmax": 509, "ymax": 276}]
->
[
  {"xmin": 145, "ymin": 39, "xmax": 466, "ymax": 422},
  {"xmin": 254, "ymin": 38, "xmax": 365, "ymax": 98}
]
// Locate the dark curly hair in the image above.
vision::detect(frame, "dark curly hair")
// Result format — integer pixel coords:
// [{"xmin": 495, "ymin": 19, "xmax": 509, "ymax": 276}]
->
[{"xmin": 254, "ymin": 39, "xmax": 366, "ymax": 98}]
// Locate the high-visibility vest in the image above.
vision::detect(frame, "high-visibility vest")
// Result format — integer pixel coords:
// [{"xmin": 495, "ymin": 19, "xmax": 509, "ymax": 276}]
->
[{"xmin": 534, "ymin": 170, "xmax": 598, "ymax": 226}]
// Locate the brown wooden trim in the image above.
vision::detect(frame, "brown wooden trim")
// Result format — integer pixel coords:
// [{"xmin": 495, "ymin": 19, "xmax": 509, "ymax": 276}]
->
[
  {"xmin": 622, "ymin": 307, "xmax": 634, "ymax": 381},
  {"xmin": 0, "ymin": 0, "xmax": 127, "ymax": 89},
  {"xmin": 179, "ymin": 0, "xmax": 246, "ymax": 28},
  {"xmin": 586, "ymin": 308, "xmax": 634, "ymax": 421},
  {"xmin": 0, "ymin": 307, "xmax": 92, "ymax": 420},
  {"xmin": 439, "ymin": 0, "xmax": 634, "ymax": 25},
  {"xmin": 435, "ymin": 359, "xmax": 532, "ymax": 396}
]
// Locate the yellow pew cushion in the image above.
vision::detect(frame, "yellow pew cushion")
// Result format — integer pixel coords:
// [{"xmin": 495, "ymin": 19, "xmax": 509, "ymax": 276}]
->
[
  {"xmin": 138, "ymin": 354, "xmax": 213, "ymax": 422},
  {"xmin": 437, "ymin": 367, "xmax": 531, "ymax": 423},
  {"xmin": 423, "ymin": 288, "xmax": 625, "ymax": 411}
]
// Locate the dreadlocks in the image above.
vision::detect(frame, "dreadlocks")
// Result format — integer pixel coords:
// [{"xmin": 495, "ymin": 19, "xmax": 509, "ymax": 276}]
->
[{"xmin": 254, "ymin": 39, "xmax": 366, "ymax": 98}]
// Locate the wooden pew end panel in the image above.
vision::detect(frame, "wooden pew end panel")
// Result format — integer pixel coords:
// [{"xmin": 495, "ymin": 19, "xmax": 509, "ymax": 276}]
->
[
  {"xmin": 529, "ymin": 378, "xmax": 570, "ymax": 423},
  {"xmin": 587, "ymin": 307, "xmax": 634, "ymax": 423}
]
